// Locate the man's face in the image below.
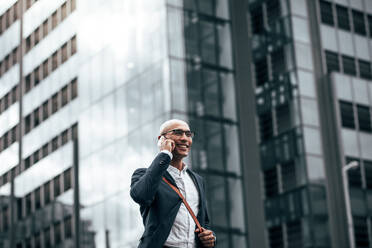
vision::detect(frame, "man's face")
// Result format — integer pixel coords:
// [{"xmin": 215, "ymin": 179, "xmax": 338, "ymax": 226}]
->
[{"xmin": 162, "ymin": 122, "xmax": 193, "ymax": 159}]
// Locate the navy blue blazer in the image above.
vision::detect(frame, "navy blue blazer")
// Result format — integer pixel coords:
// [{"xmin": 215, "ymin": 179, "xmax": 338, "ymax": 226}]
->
[{"xmin": 130, "ymin": 153, "xmax": 212, "ymax": 248}]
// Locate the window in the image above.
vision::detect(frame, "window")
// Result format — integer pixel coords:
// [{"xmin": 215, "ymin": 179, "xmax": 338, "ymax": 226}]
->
[
  {"xmin": 61, "ymin": 43, "xmax": 68, "ymax": 63},
  {"xmin": 25, "ymin": 115, "xmax": 31, "ymax": 133},
  {"xmin": 33, "ymin": 108, "xmax": 40, "ymax": 127},
  {"xmin": 54, "ymin": 222, "xmax": 62, "ymax": 244},
  {"xmin": 12, "ymin": 47, "xmax": 18, "ymax": 66},
  {"xmin": 33, "ymin": 150, "xmax": 40, "ymax": 164},
  {"xmin": 259, "ymin": 112, "xmax": 273, "ymax": 141},
  {"xmin": 368, "ymin": 15, "xmax": 372, "ymax": 37},
  {"xmin": 266, "ymin": 0, "xmax": 281, "ymax": 26},
  {"xmin": 44, "ymin": 181, "xmax": 51, "ymax": 204},
  {"xmin": 4, "ymin": 55, "xmax": 9, "ymax": 71},
  {"xmin": 25, "ymin": 74, "xmax": 31, "ymax": 92},
  {"xmin": 43, "ymin": 60, "xmax": 49, "ymax": 79},
  {"xmin": 53, "ymin": 176, "xmax": 61, "ymax": 197},
  {"xmin": 71, "ymin": 78, "xmax": 78, "ymax": 98},
  {"xmin": 44, "ymin": 227, "xmax": 51, "ymax": 247},
  {"xmin": 71, "ymin": 0, "xmax": 76, "ymax": 11},
  {"xmin": 26, "ymin": 0, "xmax": 32, "ymax": 9},
  {"xmin": 268, "ymin": 225, "xmax": 284, "ymax": 248},
  {"xmin": 52, "ymin": 51, "xmax": 58, "ymax": 70},
  {"xmin": 10, "ymin": 126, "xmax": 17, "ymax": 143},
  {"xmin": 25, "ymin": 36, "xmax": 31, "ymax": 52},
  {"xmin": 365, "ymin": 160, "xmax": 372, "ymax": 189},
  {"xmin": 34, "ymin": 66, "xmax": 40, "ymax": 86},
  {"xmin": 52, "ymin": 93, "xmax": 59, "ymax": 113},
  {"xmin": 61, "ymin": 2, "xmax": 67, "ymax": 20},
  {"xmin": 251, "ymin": 6, "xmax": 264, "ymax": 34},
  {"xmin": 42, "ymin": 144, "xmax": 49, "ymax": 158},
  {"xmin": 52, "ymin": 137, "xmax": 59, "ymax": 151},
  {"xmin": 271, "ymin": 48, "xmax": 285, "ymax": 77},
  {"xmin": 358, "ymin": 60, "xmax": 372, "ymax": 80},
  {"xmin": 0, "ymin": 15, "xmax": 3, "ymax": 35},
  {"xmin": 286, "ymin": 220, "xmax": 302, "ymax": 248},
  {"xmin": 71, "ymin": 36, "xmax": 77, "ymax": 55},
  {"xmin": 353, "ymin": 217, "xmax": 369, "ymax": 248},
  {"xmin": 34, "ymin": 27, "xmax": 40, "ymax": 45},
  {"xmin": 325, "ymin": 50, "xmax": 339, "ymax": 73},
  {"xmin": 320, "ymin": 0, "xmax": 334, "ymax": 26},
  {"xmin": 64, "ymin": 216, "xmax": 73, "ymax": 238},
  {"xmin": 255, "ymin": 57, "xmax": 268, "ymax": 86},
  {"xmin": 62, "ymin": 85, "xmax": 68, "ymax": 106},
  {"xmin": 35, "ymin": 187, "xmax": 41, "ymax": 209},
  {"xmin": 281, "ymin": 161, "xmax": 296, "ymax": 191},
  {"xmin": 16, "ymin": 198, "xmax": 22, "ymax": 220},
  {"xmin": 52, "ymin": 11, "xmax": 58, "ymax": 29},
  {"xmin": 11, "ymin": 85, "xmax": 18, "ymax": 104},
  {"xmin": 42, "ymin": 19, "xmax": 48, "ymax": 38},
  {"xmin": 336, "ymin": 5, "xmax": 350, "ymax": 31},
  {"xmin": 357, "ymin": 105, "xmax": 371, "ymax": 132},
  {"xmin": 24, "ymin": 157, "xmax": 30, "ymax": 169},
  {"xmin": 25, "ymin": 193, "xmax": 32, "ymax": 215},
  {"xmin": 64, "ymin": 168, "xmax": 72, "ymax": 191},
  {"xmin": 352, "ymin": 10, "xmax": 366, "ymax": 36},
  {"xmin": 35, "ymin": 233, "xmax": 42, "ymax": 248},
  {"xmin": 264, "ymin": 168, "xmax": 278, "ymax": 197},
  {"xmin": 3, "ymin": 132, "xmax": 8, "ymax": 149},
  {"xmin": 340, "ymin": 101, "xmax": 355, "ymax": 129},
  {"xmin": 276, "ymin": 104, "xmax": 291, "ymax": 134},
  {"xmin": 72, "ymin": 123, "xmax": 78, "ymax": 139},
  {"xmin": 61, "ymin": 130, "xmax": 68, "ymax": 145},
  {"xmin": 2, "ymin": 206, "xmax": 10, "ymax": 231},
  {"xmin": 342, "ymin": 55, "xmax": 356, "ymax": 76},
  {"xmin": 42, "ymin": 100, "xmax": 49, "ymax": 120}
]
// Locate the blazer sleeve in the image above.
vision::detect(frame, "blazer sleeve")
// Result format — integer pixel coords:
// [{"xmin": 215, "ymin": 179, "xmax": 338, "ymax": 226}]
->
[{"xmin": 130, "ymin": 152, "xmax": 171, "ymax": 206}]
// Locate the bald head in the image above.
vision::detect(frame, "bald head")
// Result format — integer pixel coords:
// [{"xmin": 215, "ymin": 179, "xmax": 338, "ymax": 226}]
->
[{"xmin": 159, "ymin": 119, "xmax": 189, "ymax": 135}]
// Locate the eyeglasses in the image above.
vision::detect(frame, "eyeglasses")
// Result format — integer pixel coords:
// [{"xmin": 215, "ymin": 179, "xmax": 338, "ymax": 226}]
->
[{"xmin": 162, "ymin": 129, "xmax": 195, "ymax": 138}]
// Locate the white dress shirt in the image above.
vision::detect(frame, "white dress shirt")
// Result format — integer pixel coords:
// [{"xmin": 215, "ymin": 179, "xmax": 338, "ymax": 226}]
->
[{"xmin": 161, "ymin": 152, "xmax": 200, "ymax": 248}]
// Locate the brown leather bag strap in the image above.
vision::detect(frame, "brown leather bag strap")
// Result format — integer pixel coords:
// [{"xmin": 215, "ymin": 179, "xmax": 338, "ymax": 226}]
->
[{"xmin": 162, "ymin": 177, "xmax": 203, "ymax": 231}]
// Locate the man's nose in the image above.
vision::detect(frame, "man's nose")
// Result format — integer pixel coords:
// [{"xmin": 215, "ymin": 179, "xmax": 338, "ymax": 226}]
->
[{"xmin": 180, "ymin": 133, "xmax": 189, "ymax": 140}]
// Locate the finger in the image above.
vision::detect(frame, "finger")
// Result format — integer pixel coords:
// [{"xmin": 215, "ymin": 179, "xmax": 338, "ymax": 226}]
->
[
  {"xmin": 199, "ymin": 235, "xmax": 214, "ymax": 241},
  {"xmin": 201, "ymin": 239, "xmax": 215, "ymax": 247},
  {"xmin": 198, "ymin": 230, "xmax": 212, "ymax": 237}
]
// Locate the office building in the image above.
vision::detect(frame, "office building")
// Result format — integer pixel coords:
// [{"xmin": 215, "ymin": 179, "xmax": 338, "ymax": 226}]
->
[
  {"xmin": 0, "ymin": 0, "xmax": 252, "ymax": 247},
  {"xmin": 246, "ymin": 0, "xmax": 372, "ymax": 247}
]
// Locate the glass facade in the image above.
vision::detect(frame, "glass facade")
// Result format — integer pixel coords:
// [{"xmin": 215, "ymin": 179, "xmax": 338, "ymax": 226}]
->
[
  {"xmin": 248, "ymin": 0, "xmax": 372, "ymax": 247},
  {"xmin": 0, "ymin": 0, "xmax": 247, "ymax": 247}
]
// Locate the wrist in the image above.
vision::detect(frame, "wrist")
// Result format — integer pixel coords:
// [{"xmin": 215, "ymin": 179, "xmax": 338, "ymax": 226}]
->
[{"xmin": 160, "ymin": 150, "xmax": 173, "ymax": 160}]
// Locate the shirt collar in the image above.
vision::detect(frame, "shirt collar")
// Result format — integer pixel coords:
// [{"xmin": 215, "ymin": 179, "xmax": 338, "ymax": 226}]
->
[{"xmin": 167, "ymin": 163, "xmax": 188, "ymax": 177}]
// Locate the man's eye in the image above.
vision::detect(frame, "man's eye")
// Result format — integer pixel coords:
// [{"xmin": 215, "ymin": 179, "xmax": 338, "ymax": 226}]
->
[{"xmin": 173, "ymin": 130, "xmax": 183, "ymax": 135}]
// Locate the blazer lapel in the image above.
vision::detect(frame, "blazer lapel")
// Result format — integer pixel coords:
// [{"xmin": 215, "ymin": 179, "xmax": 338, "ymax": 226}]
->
[{"xmin": 163, "ymin": 171, "xmax": 178, "ymax": 188}]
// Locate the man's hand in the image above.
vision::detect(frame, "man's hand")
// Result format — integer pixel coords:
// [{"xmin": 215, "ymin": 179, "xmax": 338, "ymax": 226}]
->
[
  {"xmin": 158, "ymin": 136, "xmax": 175, "ymax": 152},
  {"xmin": 195, "ymin": 228, "xmax": 215, "ymax": 247}
]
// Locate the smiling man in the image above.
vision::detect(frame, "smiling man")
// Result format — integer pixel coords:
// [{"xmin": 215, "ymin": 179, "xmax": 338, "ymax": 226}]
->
[{"xmin": 130, "ymin": 119, "xmax": 216, "ymax": 248}]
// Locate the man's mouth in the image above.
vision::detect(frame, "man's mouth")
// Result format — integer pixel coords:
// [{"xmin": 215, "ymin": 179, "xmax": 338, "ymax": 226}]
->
[{"xmin": 176, "ymin": 144, "xmax": 189, "ymax": 148}]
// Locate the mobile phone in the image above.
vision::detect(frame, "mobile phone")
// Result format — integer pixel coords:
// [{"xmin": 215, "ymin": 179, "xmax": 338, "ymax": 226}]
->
[{"xmin": 157, "ymin": 136, "xmax": 165, "ymax": 149}]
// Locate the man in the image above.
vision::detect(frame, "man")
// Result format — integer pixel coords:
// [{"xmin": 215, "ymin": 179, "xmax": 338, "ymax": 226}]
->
[{"xmin": 130, "ymin": 119, "xmax": 216, "ymax": 248}]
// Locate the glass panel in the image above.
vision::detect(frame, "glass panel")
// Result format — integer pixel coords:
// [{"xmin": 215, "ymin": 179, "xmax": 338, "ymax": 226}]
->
[
  {"xmin": 292, "ymin": 16, "xmax": 310, "ymax": 43},
  {"xmin": 303, "ymin": 127, "xmax": 322, "ymax": 155},
  {"xmin": 300, "ymin": 97, "xmax": 320, "ymax": 127}
]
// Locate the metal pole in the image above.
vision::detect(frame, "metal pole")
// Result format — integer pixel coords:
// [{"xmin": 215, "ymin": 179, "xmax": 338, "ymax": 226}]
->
[{"xmin": 342, "ymin": 161, "xmax": 358, "ymax": 248}]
